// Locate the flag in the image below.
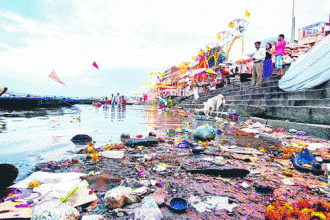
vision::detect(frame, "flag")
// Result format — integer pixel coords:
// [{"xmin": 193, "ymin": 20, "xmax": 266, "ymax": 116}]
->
[
  {"xmin": 150, "ymin": 72, "xmax": 154, "ymax": 76},
  {"xmin": 192, "ymin": 56, "xmax": 195, "ymax": 61},
  {"xmin": 92, "ymin": 61, "xmax": 99, "ymax": 69},
  {"xmin": 245, "ymin": 9, "xmax": 250, "ymax": 18},
  {"xmin": 49, "ymin": 70, "xmax": 66, "ymax": 86},
  {"xmin": 206, "ymin": 46, "xmax": 211, "ymax": 51},
  {"xmin": 217, "ymin": 34, "xmax": 222, "ymax": 40},
  {"xmin": 229, "ymin": 22, "xmax": 235, "ymax": 28}
]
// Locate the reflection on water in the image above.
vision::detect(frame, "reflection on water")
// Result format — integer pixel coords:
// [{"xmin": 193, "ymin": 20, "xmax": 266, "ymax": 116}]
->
[{"xmin": 0, "ymin": 104, "xmax": 187, "ymax": 180}]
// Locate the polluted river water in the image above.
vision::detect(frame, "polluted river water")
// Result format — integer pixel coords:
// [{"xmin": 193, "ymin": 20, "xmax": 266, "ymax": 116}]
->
[
  {"xmin": 0, "ymin": 104, "xmax": 187, "ymax": 180},
  {"xmin": 0, "ymin": 104, "xmax": 213, "ymax": 181}
]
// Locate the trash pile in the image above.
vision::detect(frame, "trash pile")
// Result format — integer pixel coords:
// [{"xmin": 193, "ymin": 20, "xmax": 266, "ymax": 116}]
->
[{"xmin": 2, "ymin": 108, "xmax": 330, "ymax": 219}]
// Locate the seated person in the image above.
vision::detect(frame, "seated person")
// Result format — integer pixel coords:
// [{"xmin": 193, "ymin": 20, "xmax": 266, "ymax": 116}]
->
[{"xmin": 0, "ymin": 163, "xmax": 19, "ymax": 201}]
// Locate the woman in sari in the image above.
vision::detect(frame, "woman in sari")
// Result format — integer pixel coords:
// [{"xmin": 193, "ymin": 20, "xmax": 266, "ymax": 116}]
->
[{"xmin": 263, "ymin": 43, "xmax": 273, "ymax": 79}]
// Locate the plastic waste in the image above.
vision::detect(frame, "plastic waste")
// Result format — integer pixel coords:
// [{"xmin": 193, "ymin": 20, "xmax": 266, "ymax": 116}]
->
[
  {"xmin": 99, "ymin": 151, "xmax": 124, "ymax": 159},
  {"xmin": 31, "ymin": 201, "xmax": 80, "ymax": 220},
  {"xmin": 81, "ymin": 215, "xmax": 105, "ymax": 220},
  {"xmin": 186, "ymin": 168, "xmax": 250, "ymax": 178},
  {"xmin": 296, "ymin": 131, "xmax": 307, "ymax": 136},
  {"xmin": 241, "ymin": 182, "xmax": 250, "ymax": 189},
  {"xmin": 253, "ymin": 183, "xmax": 273, "ymax": 194},
  {"xmin": 281, "ymin": 178, "xmax": 295, "ymax": 186},
  {"xmin": 71, "ymin": 134, "xmax": 92, "ymax": 144},
  {"xmin": 134, "ymin": 197, "xmax": 163, "ymax": 220},
  {"xmin": 124, "ymin": 138, "xmax": 158, "ymax": 147},
  {"xmin": 193, "ymin": 125, "xmax": 216, "ymax": 141},
  {"xmin": 214, "ymin": 156, "xmax": 225, "ymax": 165},
  {"xmin": 104, "ymin": 186, "xmax": 137, "ymax": 209}
]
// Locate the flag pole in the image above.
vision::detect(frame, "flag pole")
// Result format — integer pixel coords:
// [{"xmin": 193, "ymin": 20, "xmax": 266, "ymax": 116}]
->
[{"xmin": 291, "ymin": 0, "xmax": 296, "ymax": 43}]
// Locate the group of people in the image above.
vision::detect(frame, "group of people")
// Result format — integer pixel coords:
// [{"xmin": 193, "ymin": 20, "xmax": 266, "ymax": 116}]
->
[
  {"xmin": 251, "ymin": 34, "xmax": 287, "ymax": 87},
  {"xmin": 103, "ymin": 93, "xmax": 127, "ymax": 107}
]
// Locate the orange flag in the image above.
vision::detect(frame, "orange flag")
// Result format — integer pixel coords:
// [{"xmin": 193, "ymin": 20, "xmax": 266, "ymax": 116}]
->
[{"xmin": 49, "ymin": 70, "xmax": 66, "ymax": 86}]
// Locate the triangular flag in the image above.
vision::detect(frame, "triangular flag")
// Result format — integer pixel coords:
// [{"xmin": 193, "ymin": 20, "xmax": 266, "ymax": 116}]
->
[
  {"xmin": 192, "ymin": 56, "xmax": 195, "ymax": 61},
  {"xmin": 93, "ymin": 61, "xmax": 99, "ymax": 69},
  {"xmin": 206, "ymin": 46, "xmax": 211, "ymax": 51},
  {"xmin": 217, "ymin": 34, "xmax": 222, "ymax": 40},
  {"xmin": 150, "ymin": 72, "xmax": 154, "ymax": 76},
  {"xmin": 49, "ymin": 70, "xmax": 66, "ymax": 86},
  {"xmin": 245, "ymin": 9, "xmax": 250, "ymax": 18}
]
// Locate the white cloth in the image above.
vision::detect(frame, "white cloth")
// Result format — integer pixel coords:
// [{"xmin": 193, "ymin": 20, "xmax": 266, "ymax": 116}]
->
[
  {"xmin": 193, "ymin": 87, "xmax": 199, "ymax": 100},
  {"xmin": 253, "ymin": 48, "xmax": 266, "ymax": 62}
]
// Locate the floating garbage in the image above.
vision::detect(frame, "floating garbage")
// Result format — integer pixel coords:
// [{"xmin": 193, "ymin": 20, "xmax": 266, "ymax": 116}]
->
[
  {"xmin": 254, "ymin": 183, "xmax": 273, "ymax": 194},
  {"xmin": 134, "ymin": 197, "xmax": 163, "ymax": 220},
  {"xmin": 186, "ymin": 168, "xmax": 250, "ymax": 178},
  {"xmin": 31, "ymin": 201, "xmax": 80, "ymax": 220},
  {"xmin": 99, "ymin": 151, "xmax": 125, "ymax": 159},
  {"xmin": 296, "ymin": 131, "xmax": 307, "ymax": 136},
  {"xmin": 291, "ymin": 148, "xmax": 324, "ymax": 175},
  {"xmin": 169, "ymin": 198, "xmax": 187, "ymax": 213},
  {"xmin": 193, "ymin": 125, "xmax": 216, "ymax": 141},
  {"xmin": 124, "ymin": 138, "xmax": 158, "ymax": 147},
  {"xmin": 104, "ymin": 186, "xmax": 137, "ymax": 209},
  {"xmin": 71, "ymin": 134, "xmax": 92, "ymax": 144}
]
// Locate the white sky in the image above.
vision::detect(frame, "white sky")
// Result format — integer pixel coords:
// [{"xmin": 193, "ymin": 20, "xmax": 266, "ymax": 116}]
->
[{"xmin": 0, "ymin": 0, "xmax": 329, "ymax": 97}]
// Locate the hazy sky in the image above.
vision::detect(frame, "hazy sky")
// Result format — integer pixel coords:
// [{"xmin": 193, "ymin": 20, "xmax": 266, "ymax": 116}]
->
[{"xmin": 0, "ymin": 0, "xmax": 329, "ymax": 97}]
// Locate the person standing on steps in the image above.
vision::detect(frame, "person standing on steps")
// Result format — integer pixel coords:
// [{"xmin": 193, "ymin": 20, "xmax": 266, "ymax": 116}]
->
[
  {"xmin": 251, "ymin": 41, "xmax": 265, "ymax": 87},
  {"xmin": 193, "ymin": 80, "xmax": 200, "ymax": 101},
  {"xmin": 263, "ymin": 43, "xmax": 274, "ymax": 79},
  {"xmin": 274, "ymin": 34, "xmax": 287, "ymax": 75}
]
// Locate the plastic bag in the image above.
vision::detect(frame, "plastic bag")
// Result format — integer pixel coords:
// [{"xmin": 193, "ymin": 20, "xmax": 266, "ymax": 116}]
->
[
  {"xmin": 193, "ymin": 125, "xmax": 216, "ymax": 140},
  {"xmin": 31, "ymin": 201, "xmax": 80, "ymax": 220},
  {"xmin": 134, "ymin": 197, "xmax": 163, "ymax": 220}
]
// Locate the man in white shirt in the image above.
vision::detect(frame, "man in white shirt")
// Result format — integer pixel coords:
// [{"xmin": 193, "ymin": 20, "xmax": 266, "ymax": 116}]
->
[
  {"xmin": 115, "ymin": 93, "xmax": 120, "ymax": 106},
  {"xmin": 251, "ymin": 41, "xmax": 265, "ymax": 87}
]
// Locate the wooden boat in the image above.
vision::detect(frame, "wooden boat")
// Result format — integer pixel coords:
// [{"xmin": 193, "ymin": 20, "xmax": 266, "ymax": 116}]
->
[{"xmin": 0, "ymin": 97, "xmax": 79, "ymax": 110}]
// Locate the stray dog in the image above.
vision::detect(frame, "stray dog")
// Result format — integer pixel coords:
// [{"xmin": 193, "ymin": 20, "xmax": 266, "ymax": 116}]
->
[{"xmin": 203, "ymin": 94, "xmax": 225, "ymax": 116}]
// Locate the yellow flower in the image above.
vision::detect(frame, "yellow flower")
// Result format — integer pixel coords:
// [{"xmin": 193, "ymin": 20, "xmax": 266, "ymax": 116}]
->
[
  {"xmin": 312, "ymin": 212, "xmax": 326, "ymax": 220},
  {"xmin": 28, "ymin": 181, "xmax": 41, "ymax": 188},
  {"xmin": 301, "ymin": 208, "xmax": 314, "ymax": 215},
  {"xmin": 266, "ymin": 205, "xmax": 275, "ymax": 211},
  {"xmin": 87, "ymin": 146, "xmax": 94, "ymax": 152},
  {"xmin": 90, "ymin": 153, "xmax": 99, "ymax": 158}
]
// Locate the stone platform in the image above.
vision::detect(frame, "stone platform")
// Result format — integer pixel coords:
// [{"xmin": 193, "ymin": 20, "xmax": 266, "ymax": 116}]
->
[{"xmin": 177, "ymin": 75, "xmax": 330, "ymax": 139}]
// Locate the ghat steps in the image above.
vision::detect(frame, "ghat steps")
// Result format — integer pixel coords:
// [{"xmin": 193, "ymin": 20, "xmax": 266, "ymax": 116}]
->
[{"xmin": 177, "ymin": 75, "xmax": 330, "ymax": 139}]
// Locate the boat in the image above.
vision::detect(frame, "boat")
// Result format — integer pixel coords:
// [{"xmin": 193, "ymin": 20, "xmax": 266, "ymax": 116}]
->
[{"xmin": 0, "ymin": 97, "xmax": 80, "ymax": 110}]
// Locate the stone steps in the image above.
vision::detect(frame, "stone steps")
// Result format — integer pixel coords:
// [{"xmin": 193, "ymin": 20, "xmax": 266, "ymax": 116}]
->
[
  {"xmin": 249, "ymin": 116, "xmax": 330, "ymax": 140},
  {"xmin": 177, "ymin": 74, "xmax": 330, "ymax": 139},
  {"xmin": 224, "ymin": 104, "xmax": 330, "ymax": 125},
  {"xmin": 226, "ymin": 98, "xmax": 330, "ymax": 107}
]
